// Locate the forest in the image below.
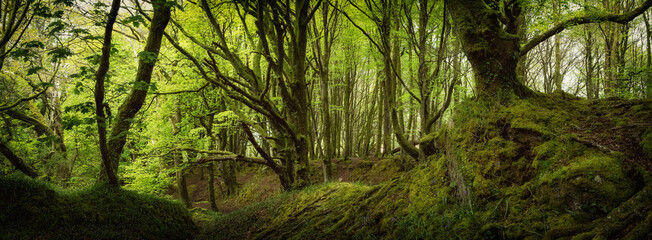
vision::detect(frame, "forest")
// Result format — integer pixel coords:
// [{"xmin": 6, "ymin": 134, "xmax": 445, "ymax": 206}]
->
[{"xmin": 1, "ymin": 0, "xmax": 652, "ymax": 239}]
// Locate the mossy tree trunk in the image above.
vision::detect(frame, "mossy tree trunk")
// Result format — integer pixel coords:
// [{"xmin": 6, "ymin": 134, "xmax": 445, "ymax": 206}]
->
[
  {"xmin": 4, "ymin": 105, "xmax": 67, "ymax": 179},
  {"xmin": 553, "ymin": 0, "xmax": 563, "ymax": 92},
  {"xmin": 0, "ymin": 142, "xmax": 38, "ymax": 178},
  {"xmin": 93, "ymin": 0, "xmax": 121, "ymax": 185},
  {"xmin": 170, "ymin": 97, "xmax": 191, "ymax": 208},
  {"xmin": 98, "ymin": 1, "xmax": 172, "ymax": 184},
  {"xmin": 198, "ymin": 110, "xmax": 218, "ymax": 211},
  {"xmin": 644, "ymin": 12, "xmax": 652, "ymax": 99},
  {"xmin": 584, "ymin": 23, "xmax": 596, "ymax": 99},
  {"xmin": 447, "ymin": 0, "xmax": 530, "ymax": 100}
]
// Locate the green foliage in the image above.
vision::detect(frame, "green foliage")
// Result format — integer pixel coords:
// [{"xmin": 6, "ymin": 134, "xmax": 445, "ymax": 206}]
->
[
  {"xmin": 47, "ymin": 20, "xmax": 68, "ymax": 36},
  {"xmin": 47, "ymin": 47, "xmax": 73, "ymax": 63},
  {"xmin": 138, "ymin": 51, "xmax": 159, "ymax": 65},
  {"xmin": 0, "ymin": 175, "xmax": 198, "ymax": 240}
]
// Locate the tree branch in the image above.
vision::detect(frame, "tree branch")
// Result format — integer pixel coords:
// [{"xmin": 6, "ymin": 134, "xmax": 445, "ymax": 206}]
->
[
  {"xmin": 0, "ymin": 141, "xmax": 38, "ymax": 178},
  {"xmin": 520, "ymin": 0, "xmax": 652, "ymax": 57},
  {"xmin": 0, "ymin": 87, "xmax": 49, "ymax": 112}
]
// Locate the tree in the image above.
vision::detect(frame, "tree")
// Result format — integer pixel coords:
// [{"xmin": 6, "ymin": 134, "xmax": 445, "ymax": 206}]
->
[
  {"xmin": 312, "ymin": 0, "xmax": 340, "ymax": 181},
  {"xmin": 97, "ymin": 0, "xmax": 172, "ymax": 184},
  {"xmin": 166, "ymin": 0, "xmax": 320, "ymax": 189},
  {"xmin": 1, "ymin": 0, "xmax": 75, "ymax": 180},
  {"xmin": 446, "ymin": 0, "xmax": 652, "ymax": 100}
]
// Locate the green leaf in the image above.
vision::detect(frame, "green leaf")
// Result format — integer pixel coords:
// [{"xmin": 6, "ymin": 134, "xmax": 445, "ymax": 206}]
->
[
  {"xmin": 27, "ymin": 66, "xmax": 44, "ymax": 76},
  {"xmin": 122, "ymin": 15, "xmax": 146, "ymax": 28},
  {"xmin": 134, "ymin": 81, "xmax": 151, "ymax": 91},
  {"xmin": 137, "ymin": 51, "xmax": 158, "ymax": 65},
  {"xmin": 9, "ymin": 48, "xmax": 32, "ymax": 61},
  {"xmin": 149, "ymin": 82, "xmax": 158, "ymax": 92},
  {"xmin": 71, "ymin": 28, "xmax": 90, "ymax": 35},
  {"xmin": 22, "ymin": 41, "xmax": 45, "ymax": 49},
  {"xmin": 54, "ymin": 0, "xmax": 74, "ymax": 7},
  {"xmin": 47, "ymin": 20, "xmax": 67, "ymax": 36},
  {"xmin": 47, "ymin": 47, "xmax": 73, "ymax": 62}
]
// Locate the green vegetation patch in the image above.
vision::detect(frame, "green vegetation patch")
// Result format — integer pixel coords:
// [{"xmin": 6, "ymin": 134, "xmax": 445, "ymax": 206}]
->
[{"xmin": 0, "ymin": 175, "xmax": 198, "ymax": 240}]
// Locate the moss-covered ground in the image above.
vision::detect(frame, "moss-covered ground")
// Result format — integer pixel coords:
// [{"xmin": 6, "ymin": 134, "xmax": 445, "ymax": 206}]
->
[
  {"xmin": 0, "ymin": 175, "xmax": 198, "ymax": 240},
  {"xmin": 195, "ymin": 93, "xmax": 652, "ymax": 239}
]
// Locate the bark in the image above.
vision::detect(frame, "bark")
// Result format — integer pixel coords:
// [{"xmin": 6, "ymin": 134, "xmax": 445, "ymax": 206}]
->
[
  {"xmin": 416, "ymin": 0, "xmax": 431, "ymax": 137},
  {"xmin": 199, "ymin": 112, "xmax": 219, "ymax": 211},
  {"xmin": 94, "ymin": 0, "xmax": 121, "ymax": 185},
  {"xmin": 363, "ymin": 80, "xmax": 379, "ymax": 156},
  {"xmin": 447, "ymin": 0, "xmax": 530, "ymax": 99},
  {"xmin": 47, "ymin": 87, "xmax": 70, "ymax": 184},
  {"xmin": 207, "ymin": 162, "xmax": 218, "ymax": 211},
  {"xmin": 380, "ymin": 0, "xmax": 394, "ymax": 156},
  {"xmin": 391, "ymin": 109, "xmax": 423, "ymax": 161},
  {"xmin": 314, "ymin": 1, "xmax": 335, "ymax": 181},
  {"xmin": 375, "ymin": 74, "xmax": 384, "ymax": 157},
  {"xmin": 5, "ymin": 108, "xmax": 53, "ymax": 137},
  {"xmin": 584, "ymin": 24, "xmax": 595, "ymax": 99},
  {"xmin": 553, "ymin": 0, "xmax": 563, "ymax": 92},
  {"xmin": 217, "ymin": 99, "xmax": 238, "ymax": 195},
  {"xmin": 170, "ymin": 97, "xmax": 191, "ymax": 208},
  {"xmin": 175, "ymin": 151, "xmax": 191, "ymax": 208},
  {"xmin": 645, "ymin": 12, "xmax": 652, "ymax": 98},
  {"xmin": 343, "ymin": 54, "xmax": 354, "ymax": 161},
  {"xmin": 99, "ymin": 3, "xmax": 172, "ymax": 183}
]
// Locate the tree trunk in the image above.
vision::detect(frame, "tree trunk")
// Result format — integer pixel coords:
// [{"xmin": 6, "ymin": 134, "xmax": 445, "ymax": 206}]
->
[
  {"xmin": 99, "ymin": 3, "xmax": 172, "ymax": 183},
  {"xmin": 208, "ymin": 162, "xmax": 218, "ymax": 211},
  {"xmin": 174, "ymin": 150, "xmax": 191, "ymax": 208},
  {"xmin": 315, "ymin": 1, "xmax": 334, "ymax": 182},
  {"xmin": 343, "ymin": 56, "xmax": 354, "ymax": 161},
  {"xmin": 644, "ymin": 12, "xmax": 652, "ymax": 98},
  {"xmin": 585, "ymin": 24, "xmax": 595, "ymax": 99},
  {"xmin": 94, "ymin": 0, "xmax": 121, "ymax": 185},
  {"xmin": 553, "ymin": 0, "xmax": 563, "ymax": 92},
  {"xmin": 447, "ymin": 0, "xmax": 531, "ymax": 100}
]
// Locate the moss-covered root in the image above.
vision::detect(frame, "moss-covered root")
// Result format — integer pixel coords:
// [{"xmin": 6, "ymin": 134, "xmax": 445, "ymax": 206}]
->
[{"xmin": 544, "ymin": 183, "xmax": 652, "ymax": 240}]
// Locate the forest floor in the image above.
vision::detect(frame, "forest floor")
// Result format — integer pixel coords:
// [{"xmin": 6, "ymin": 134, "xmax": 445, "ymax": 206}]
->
[
  {"xmin": 2, "ymin": 94, "xmax": 651, "ymax": 240},
  {"xmin": 192, "ymin": 93, "xmax": 652, "ymax": 240},
  {"xmin": 185, "ymin": 156, "xmax": 407, "ymax": 213}
]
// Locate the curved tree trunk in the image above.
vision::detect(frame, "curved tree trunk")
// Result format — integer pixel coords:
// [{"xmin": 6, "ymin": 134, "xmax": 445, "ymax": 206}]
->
[{"xmin": 99, "ymin": 3, "xmax": 172, "ymax": 183}]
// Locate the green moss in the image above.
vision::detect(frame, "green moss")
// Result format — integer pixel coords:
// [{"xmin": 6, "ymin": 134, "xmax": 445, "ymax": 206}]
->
[
  {"xmin": 640, "ymin": 129, "xmax": 652, "ymax": 159},
  {"xmin": 197, "ymin": 95, "xmax": 651, "ymax": 239},
  {"xmin": 0, "ymin": 175, "xmax": 198, "ymax": 240}
]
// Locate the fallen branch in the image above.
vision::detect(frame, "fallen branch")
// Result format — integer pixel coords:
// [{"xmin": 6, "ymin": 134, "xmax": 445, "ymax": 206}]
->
[
  {"xmin": 196, "ymin": 155, "xmax": 267, "ymax": 165},
  {"xmin": 572, "ymin": 136, "xmax": 614, "ymax": 153}
]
